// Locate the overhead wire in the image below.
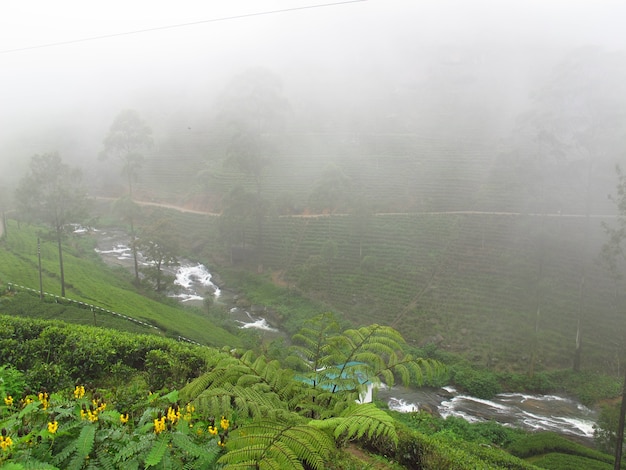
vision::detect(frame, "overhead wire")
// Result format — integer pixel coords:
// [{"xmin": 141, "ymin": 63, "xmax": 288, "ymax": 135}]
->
[{"xmin": 0, "ymin": 0, "xmax": 367, "ymax": 55}]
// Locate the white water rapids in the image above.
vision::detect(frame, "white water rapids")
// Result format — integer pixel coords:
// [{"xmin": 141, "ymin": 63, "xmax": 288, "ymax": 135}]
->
[
  {"xmin": 93, "ymin": 229, "xmax": 270, "ymax": 331},
  {"xmin": 93, "ymin": 228, "xmax": 599, "ymax": 439},
  {"xmin": 378, "ymin": 385, "xmax": 597, "ymax": 439}
]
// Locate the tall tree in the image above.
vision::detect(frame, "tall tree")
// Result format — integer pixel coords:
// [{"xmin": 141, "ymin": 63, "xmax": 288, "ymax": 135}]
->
[
  {"xmin": 112, "ymin": 196, "xmax": 143, "ymax": 284},
  {"xmin": 137, "ymin": 217, "xmax": 179, "ymax": 293},
  {"xmin": 15, "ymin": 153, "xmax": 89, "ymax": 297},
  {"xmin": 215, "ymin": 68, "xmax": 290, "ymax": 269},
  {"xmin": 100, "ymin": 109, "xmax": 153, "ymax": 198},
  {"xmin": 101, "ymin": 110, "xmax": 152, "ymax": 282},
  {"xmin": 602, "ymin": 166, "xmax": 626, "ymax": 469},
  {"xmin": 504, "ymin": 48, "xmax": 626, "ymax": 371}
]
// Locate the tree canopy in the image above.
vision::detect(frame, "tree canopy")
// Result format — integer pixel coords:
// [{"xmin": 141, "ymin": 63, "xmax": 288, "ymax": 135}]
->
[{"xmin": 15, "ymin": 152, "xmax": 89, "ymax": 296}]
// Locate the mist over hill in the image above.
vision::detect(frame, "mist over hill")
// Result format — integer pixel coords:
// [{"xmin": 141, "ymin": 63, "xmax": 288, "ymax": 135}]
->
[{"xmin": 2, "ymin": 1, "xmax": 626, "ymax": 373}]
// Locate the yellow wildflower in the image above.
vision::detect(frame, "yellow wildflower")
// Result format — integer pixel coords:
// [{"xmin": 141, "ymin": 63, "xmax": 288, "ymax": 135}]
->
[
  {"xmin": 183, "ymin": 403, "xmax": 195, "ymax": 421},
  {"xmin": 166, "ymin": 406, "xmax": 180, "ymax": 424},
  {"xmin": 21, "ymin": 397, "xmax": 33, "ymax": 407},
  {"xmin": 208, "ymin": 425, "xmax": 218, "ymax": 435},
  {"xmin": 73, "ymin": 385, "xmax": 85, "ymax": 399},
  {"xmin": 38, "ymin": 392, "xmax": 50, "ymax": 410},
  {"xmin": 220, "ymin": 416, "xmax": 230, "ymax": 431},
  {"xmin": 92, "ymin": 399, "xmax": 106, "ymax": 412},
  {"xmin": 154, "ymin": 416, "xmax": 166, "ymax": 434},
  {"xmin": 81, "ymin": 404, "xmax": 99, "ymax": 422},
  {"xmin": 47, "ymin": 421, "xmax": 59, "ymax": 434},
  {"xmin": 120, "ymin": 413, "xmax": 129, "ymax": 424},
  {"xmin": 3, "ymin": 396, "xmax": 13, "ymax": 407},
  {"xmin": 0, "ymin": 435, "xmax": 13, "ymax": 451}
]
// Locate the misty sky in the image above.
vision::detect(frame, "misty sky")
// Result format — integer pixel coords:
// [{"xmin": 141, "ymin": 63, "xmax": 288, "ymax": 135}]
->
[{"xmin": 1, "ymin": 0, "xmax": 625, "ymax": 180}]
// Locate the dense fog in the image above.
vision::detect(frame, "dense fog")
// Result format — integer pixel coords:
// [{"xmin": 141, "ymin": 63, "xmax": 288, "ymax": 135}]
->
[{"xmin": 1, "ymin": 0, "xmax": 626, "ymax": 212}]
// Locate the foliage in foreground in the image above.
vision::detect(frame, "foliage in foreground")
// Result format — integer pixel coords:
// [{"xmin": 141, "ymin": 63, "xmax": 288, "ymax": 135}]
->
[
  {"xmin": 0, "ymin": 386, "xmax": 223, "ymax": 469},
  {"xmin": 0, "ymin": 311, "xmax": 618, "ymax": 469},
  {"xmin": 0, "ymin": 314, "xmax": 211, "ymax": 393}
]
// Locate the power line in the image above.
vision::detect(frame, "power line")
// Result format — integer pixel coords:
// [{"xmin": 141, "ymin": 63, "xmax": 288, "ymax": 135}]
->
[{"xmin": 0, "ymin": 0, "xmax": 367, "ymax": 55}]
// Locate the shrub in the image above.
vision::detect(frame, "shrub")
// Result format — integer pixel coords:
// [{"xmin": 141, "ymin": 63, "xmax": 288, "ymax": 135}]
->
[
  {"xmin": 451, "ymin": 364, "xmax": 501, "ymax": 399},
  {"xmin": 0, "ymin": 365, "xmax": 26, "ymax": 397}
]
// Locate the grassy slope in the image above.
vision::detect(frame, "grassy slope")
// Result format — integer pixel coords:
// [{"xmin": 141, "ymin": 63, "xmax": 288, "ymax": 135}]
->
[{"xmin": 0, "ymin": 219, "xmax": 240, "ymax": 348}]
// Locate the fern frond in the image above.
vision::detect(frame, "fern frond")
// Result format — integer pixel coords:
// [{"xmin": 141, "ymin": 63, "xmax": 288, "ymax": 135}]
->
[
  {"xmin": 23, "ymin": 460, "xmax": 59, "ymax": 470},
  {"xmin": 144, "ymin": 434, "xmax": 170, "ymax": 468},
  {"xmin": 220, "ymin": 420, "xmax": 334, "ymax": 470},
  {"xmin": 52, "ymin": 438, "xmax": 78, "ymax": 465},
  {"xmin": 95, "ymin": 451, "xmax": 116, "ymax": 470},
  {"xmin": 76, "ymin": 423, "xmax": 96, "ymax": 458},
  {"xmin": 66, "ymin": 452, "xmax": 87, "ymax": 470},
  {"xmin": 114, "ymin": 434, "xmax": 155, "ymax": 463},
  {"xmin": 333, "ymin": 403, "xmax": 397, "ymax": 445}
]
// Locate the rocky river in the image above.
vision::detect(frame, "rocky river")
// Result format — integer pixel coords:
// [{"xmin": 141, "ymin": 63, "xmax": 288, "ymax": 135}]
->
[{"xmin": 91, "ymin": 227, "xmax": 599, "ymax": 441}]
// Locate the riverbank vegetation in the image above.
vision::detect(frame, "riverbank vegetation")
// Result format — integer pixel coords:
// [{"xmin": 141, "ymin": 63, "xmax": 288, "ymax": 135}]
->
[{"xmin": 1, "ymin": 205, "xmax": 625, "ymax": 467}]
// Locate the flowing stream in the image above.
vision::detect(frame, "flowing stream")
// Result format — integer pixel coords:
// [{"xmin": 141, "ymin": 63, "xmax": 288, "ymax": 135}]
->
[
  {"xmin": 377, "ymin": 385, "xmax": 597, "ymax": 441},
  {"xmin": 92, "ymin": 228, "xmax": 277, "ymax": 333},
  {"xmin": 92, "ymin": 227, "xmax": 599, "ymax": 440}
]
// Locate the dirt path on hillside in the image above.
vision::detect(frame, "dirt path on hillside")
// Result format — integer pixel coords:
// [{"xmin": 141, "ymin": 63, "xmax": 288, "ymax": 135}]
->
[{"xmin": 96, "ymin": 197, "xmax": 616, "ymax": 219}]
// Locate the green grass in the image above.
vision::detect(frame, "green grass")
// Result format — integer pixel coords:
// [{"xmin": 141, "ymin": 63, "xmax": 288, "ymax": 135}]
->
[{"xmin": 0, "ymin": 220, "xmax": 241, "ymax": 348}]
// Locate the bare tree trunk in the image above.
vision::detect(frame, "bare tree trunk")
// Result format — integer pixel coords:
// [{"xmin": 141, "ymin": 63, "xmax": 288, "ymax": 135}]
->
[
  {"xmin": 56, "ymin": 228, "xmax": 66, "ymax": 297},
  {"xmin": 130, "ymin": 217, "xmax": 140, "ymax": 285},
  {"xmin": 614, "ymin": 369, "xmax": 626, "ymax": 469}
]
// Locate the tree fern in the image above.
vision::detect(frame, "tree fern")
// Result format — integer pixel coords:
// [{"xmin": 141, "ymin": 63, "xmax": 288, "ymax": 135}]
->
[
  {"xmin": 219, "ymin": 420, "xmax": 335, "ymax": 470},
  {"xmin": 290, "ymin": 317, "xmax": 444, "ymax": 402}
]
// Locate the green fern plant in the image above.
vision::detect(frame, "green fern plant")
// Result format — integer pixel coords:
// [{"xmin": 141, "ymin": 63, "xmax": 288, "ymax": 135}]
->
[
  {"xmin": 289, "ymin": 313, "xmax": 444, "ymax": 418},
  {"xmin": 218, "ymin": 419, "xmax": 335, "ymax": 470},
  {"xmin": 177, "ymin": 315, "xmax": 442, "ymax": 469}
]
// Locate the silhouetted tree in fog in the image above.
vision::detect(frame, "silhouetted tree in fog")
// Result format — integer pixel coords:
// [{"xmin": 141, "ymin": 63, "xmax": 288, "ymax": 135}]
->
[
  {"xmin": 15, "ymin": 153, "xmax": 89, "ymax": 297},
  {"xmin": 214, "ymin": 68, "xmax": 290, "ymax": 269},
  {"xmin": 101, "ymin": 110, "xmax": 153, "ymax": 283},
  {"xmin": 100, "ymin": 109, "xmax": 153, "ymax": 198}
]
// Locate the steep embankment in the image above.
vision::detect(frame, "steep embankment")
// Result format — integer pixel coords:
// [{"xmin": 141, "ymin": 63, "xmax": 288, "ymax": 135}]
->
[
  {"xmin": 0, "ymin": 219, "xmax": 241, "ymax": 348},
  {"xmin": 117, "ymin": 198, "xmax": 625, "ymax": 374}
]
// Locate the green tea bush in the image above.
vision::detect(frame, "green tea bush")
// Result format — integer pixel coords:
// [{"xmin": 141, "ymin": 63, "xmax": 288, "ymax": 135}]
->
[
  {"xmin": 506, "ymin": 432, "xmax": 612, "ymax": 464},
  {"xmin": 0, "ymin": 315, "xmax": 212, "ymax": 392},
  {"xmin": 450, "ymin": 363, "xmax": 501, "ymax": 399},
  {"xmin": 531, "ymin": 452, "xmax": 613, "ymax": 470}
]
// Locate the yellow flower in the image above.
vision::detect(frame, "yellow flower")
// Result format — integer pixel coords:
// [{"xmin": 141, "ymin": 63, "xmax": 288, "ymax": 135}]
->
[
  {"xmin": 183, "ymin": 403, "xmax": 195, "ymax": 421},
  {"xmin": 3, "ymin": 396, "xmax": 13, "ymax": 407},
  {"xmin": 0, "ymin": 435, "xmax": 13, "ymax": 451},
  {"xmin": 166, "ymin": 406, "xmax": 180, "ymax": 424},
  {"xmin": 21, "ymin": 397, "xmax": 33, "ymax": 407},
  {"xmin": 208, "ymin": 425, "xmax": 218, "ymax": 435},
  {"xmin": 120, "ymin": 413, "xmax": 129, "ymax": 424},
  {"xmin": 220, "ymin": 416, "xmax": 230, "ymax": 431},
  {"xmin": 73, "ymin": 385, "xmax": 85, "ymax": 399},
  {"xmin": 92, "ymin": 399, "xmax": 106, "ymax": 412},
  {"xmin": 154, "ymin": 416, "xmax": 166, "ymax": 434},
  {"xmin": 38, "ymin": 392, "xmax": 50, "ymax": 410},
  {"xmin": 47, "ymin": 421, "xmax": 59, "ymax": 434},
  {"xmin": 88, "ymin": 409, "xmax": 99, "ymax": 422}
]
